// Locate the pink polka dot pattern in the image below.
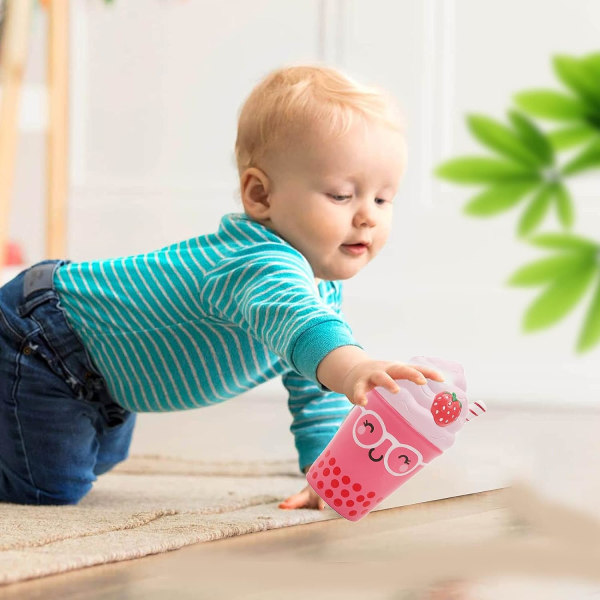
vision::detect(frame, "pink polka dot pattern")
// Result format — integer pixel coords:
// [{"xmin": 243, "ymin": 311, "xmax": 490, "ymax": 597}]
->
[{"xmin": 307, "ymin": 458, "xmax": 382, "ymax": 521}]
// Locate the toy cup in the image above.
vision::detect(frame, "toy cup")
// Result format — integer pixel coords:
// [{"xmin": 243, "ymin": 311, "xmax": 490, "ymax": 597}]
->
[{"xmin": 306, "ymin": 356, "xmax": 486, "ymax": 521}]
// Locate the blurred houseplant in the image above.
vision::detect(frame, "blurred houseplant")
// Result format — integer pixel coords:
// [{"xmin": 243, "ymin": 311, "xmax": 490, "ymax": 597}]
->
[{"xmin": 435, "ymin": 51, "xmax": 600, "ymax": 353}]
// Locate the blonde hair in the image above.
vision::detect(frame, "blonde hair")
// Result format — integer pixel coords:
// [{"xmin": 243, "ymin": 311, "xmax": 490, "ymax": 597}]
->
[{"xmin": 234, "ymin": 63, "xmax": 405, "ymax": 180}]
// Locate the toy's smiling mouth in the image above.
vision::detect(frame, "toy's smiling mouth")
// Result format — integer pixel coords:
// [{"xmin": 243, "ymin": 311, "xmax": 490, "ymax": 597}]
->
[{"xmin": 368, "ymin": 448, "xmax": 384, "ymax": 462}]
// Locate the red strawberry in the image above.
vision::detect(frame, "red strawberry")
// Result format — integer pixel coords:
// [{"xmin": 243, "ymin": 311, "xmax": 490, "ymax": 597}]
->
[{"xmin": 431, "ymin": 391, "xmax": 462, "ymax": 427}]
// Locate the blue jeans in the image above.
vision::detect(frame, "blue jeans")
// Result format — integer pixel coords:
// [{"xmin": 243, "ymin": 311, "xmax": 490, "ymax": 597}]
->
[{"xmin": 0, "ymin": 260, "xmax": 136, "ymax": 505}]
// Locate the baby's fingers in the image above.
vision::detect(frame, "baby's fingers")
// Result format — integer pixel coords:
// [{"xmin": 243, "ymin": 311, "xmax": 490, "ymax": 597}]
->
[
  {"xmin": 351, "ymin": 378, "xmax": 370, "ymax": 407},
  {"xmin": 352, "ymin": 372, "xmax": 400, "ymax": 407},
  {"xmin": 407, "ymin": 364, "xmax": 445, "ymax": 382},
  {"xmin": 388, "ymin": 363, "xmax": 433, "ymax": 385},
  {"xmin": 370, "ymin": 370, "xmax": 401, "ymax": 395}
]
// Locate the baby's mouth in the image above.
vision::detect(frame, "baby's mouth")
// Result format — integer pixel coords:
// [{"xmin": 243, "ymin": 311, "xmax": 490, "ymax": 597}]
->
[{"xmin": 341, "ymin": 243, "xmax": 369, "ymax": 256}]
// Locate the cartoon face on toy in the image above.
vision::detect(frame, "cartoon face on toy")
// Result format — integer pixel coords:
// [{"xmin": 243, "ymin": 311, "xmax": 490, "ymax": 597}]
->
[{"xmin": 352, "ymin": 408, "xmax": 423, "ymax": 477}]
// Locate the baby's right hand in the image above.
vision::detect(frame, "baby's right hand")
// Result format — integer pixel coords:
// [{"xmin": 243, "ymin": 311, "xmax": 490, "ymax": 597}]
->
[{"xmin": 342, "ymin": 360, "xmax": 444, "ymax": 407}]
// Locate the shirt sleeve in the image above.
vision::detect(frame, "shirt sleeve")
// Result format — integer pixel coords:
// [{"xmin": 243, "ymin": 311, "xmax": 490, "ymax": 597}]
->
[
  {"xmin": 200, "ymin": 242, "xmax": 362, "ymax": 388},
  {"xmin": 282, "ymin": 369, "xmax": 353, "ymax": 473}
]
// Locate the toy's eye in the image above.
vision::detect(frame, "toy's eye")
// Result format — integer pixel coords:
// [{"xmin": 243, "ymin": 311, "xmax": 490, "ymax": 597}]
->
[
  {"xmin": 388, "ymin": 447, "xmax": 420, "ymax": 475},
  {"xmin": 355, "ymin": 415, "xmax": 385, "ymax": 446}
]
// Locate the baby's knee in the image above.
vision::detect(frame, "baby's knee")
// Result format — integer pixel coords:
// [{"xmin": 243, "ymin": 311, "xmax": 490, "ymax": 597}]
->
[
  {"xmin": 34, "ymin": 481, "xmax": 94, "ymax": 505},
  {"xmin": 93, "ymin": 458, "xmax": 124, "ymax": 476},
  {"xmin": 0, "ymin": 478, "xmax": 93, "ymax": 505}
]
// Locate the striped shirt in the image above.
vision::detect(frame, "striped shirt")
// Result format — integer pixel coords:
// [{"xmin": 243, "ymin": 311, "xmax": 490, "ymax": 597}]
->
[{"xmin": 54, "ymin": 212, "xmax": 361, "ymax": 472}]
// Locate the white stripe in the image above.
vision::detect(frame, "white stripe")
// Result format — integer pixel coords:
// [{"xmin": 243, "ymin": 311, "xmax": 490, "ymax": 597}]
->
[{"xmin": 186, "ymin": 236, "xmax": 216, "ymax": 270}]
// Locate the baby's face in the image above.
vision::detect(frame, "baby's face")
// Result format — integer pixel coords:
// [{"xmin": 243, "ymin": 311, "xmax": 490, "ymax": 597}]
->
[{"xmin": 258, "ymin": 119, "xmax": 405, "ymax": 281}]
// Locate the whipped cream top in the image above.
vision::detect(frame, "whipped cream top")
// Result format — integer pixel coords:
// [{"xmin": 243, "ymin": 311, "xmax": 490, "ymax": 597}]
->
[{"xmin": 373, "ymin": 356, "xmax": 468, "ymax": 451}]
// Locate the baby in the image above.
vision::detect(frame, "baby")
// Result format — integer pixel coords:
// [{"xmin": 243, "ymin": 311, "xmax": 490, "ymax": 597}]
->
[{"xmin": 0, "ymin": 64, "xmax": 443, "ymax": 509}]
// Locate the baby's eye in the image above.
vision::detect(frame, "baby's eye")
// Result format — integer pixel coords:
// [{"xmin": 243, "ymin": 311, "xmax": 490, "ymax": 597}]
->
[
  {"xmin": 362, "ymin": 419, "xmax": 374, "ymax": 433},
  {"xmin": 375, "ymin": 197, "xmax": 389, "ymax": 205},
  {"xmin": 329, "ymin": 194, "xmax": 352, "ymax": 201}
]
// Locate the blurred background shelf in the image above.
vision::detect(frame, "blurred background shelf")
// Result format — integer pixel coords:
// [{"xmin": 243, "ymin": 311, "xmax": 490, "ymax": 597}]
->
[
  {"xmin": 0, "ymin": 82, "xmax": 47, "ymax": 131},
  {"xmin": 0, "ymin": 0, "xmax": 68, "ymax": 275}
]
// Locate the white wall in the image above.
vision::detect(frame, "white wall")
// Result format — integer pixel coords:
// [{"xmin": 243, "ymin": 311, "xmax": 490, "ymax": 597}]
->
[{"xmin": 7, "ymin": 0, "xmax": 600, "ymax": 406}]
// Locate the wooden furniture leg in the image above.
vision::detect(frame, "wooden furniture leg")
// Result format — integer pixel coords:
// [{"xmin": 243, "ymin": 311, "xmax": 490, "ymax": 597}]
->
[
  {"xmin": 46, "ymin": 0, "xmax": 68, "ymax": 259},
  {"xmin": 0, "ymin": 0, "xmax": 33, "ymax": 269}
]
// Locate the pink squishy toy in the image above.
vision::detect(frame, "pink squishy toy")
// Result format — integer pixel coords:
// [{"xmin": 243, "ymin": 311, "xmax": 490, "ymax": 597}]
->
[{"xmin": 306, "ymin": 356, "xmax": 487, "ymax": 521}]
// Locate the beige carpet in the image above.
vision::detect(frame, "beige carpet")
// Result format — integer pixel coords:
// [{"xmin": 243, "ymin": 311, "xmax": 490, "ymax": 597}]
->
[{"xmin": 0, "ymin": 455, "xmax": 336, "ymax": 586}]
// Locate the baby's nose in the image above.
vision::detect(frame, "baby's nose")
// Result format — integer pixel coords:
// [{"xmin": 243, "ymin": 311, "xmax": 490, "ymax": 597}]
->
[{"xmin": 353, "ymin": 201, "xmax": 377, "ymax": 227}]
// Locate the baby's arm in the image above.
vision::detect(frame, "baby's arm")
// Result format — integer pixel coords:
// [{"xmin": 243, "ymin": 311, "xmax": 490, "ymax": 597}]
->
[
  {"xmin": 317, "ymin": 345, "xmax": 445, "ymax": 406},
  {"xmin": 279, "ymin": 349, "xmax": 445, "ymax": 512}
]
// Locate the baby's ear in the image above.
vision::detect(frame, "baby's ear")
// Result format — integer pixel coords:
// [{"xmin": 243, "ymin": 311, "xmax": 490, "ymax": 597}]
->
[{"xmin": 240, "ymin": 167, "xmax": 272, "ymax": 220}]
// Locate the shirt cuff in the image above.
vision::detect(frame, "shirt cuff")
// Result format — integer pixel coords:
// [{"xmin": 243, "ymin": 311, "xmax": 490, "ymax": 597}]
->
[
  {"xmin": 290, "ymin": 319, "xmax": 362, "ymax": 390},
  {"xmin": 295, "ymin": 432, "xmax": 338, "ymax": 474}
]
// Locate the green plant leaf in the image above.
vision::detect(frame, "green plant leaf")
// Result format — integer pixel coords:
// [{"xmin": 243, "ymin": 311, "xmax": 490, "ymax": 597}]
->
[
  {"xmin": 466, "ymin": 114, "xmax": 543, "ymax": 167},
  {"xmin": 548, "ymin": 125, "xmax": 598, "ymax": 150},
  {"xmin": 576, "ymin": 274, "xmax": 600, "ymax": 352},
  {"xmin": 553, "ymin": 55, "xmax": 600, "ymax": 111},
  {"xmin": 464, "ymin": 181, "xmax": 538, "ymax": 216},
  {"xmin": 528, "ymin": 232, "xmax": 599, "ymax": 252},
  {"xmin": 507, "ymin": 253, "xmax": 591, "ymax": 287},
  {"xmin": 517, "ymin": 184, "xmax": 554, "ymax": 237},
  {"xmin": 514, "ymin": 90, "xmax": 588, "ymax": 121},
  {"xmin": 523, "ymin": 256, "xmax": 597, "ymax": 331},
  {"xmin": 582, "ymin": 52, "xmax": 600, "ymax": 80},
  {"xmin": 561, "ymin": 138, "xmax": 600, "ymax": 176},
  {"xmin": 554, "ymin": 182, "xmax": 574, "ymax": 228},
  {"xmin": 435, "ymin": 157, "xmax": 535, "ymax": 184},
  {"xmin": 508, "ymin": 110, "xmax": 554, "ymax": 165}
]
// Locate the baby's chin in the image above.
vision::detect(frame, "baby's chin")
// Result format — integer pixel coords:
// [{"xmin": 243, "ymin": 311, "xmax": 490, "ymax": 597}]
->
[{"xmin": 312, "ymin": 261, "xmax": 367, "ymax": 281}]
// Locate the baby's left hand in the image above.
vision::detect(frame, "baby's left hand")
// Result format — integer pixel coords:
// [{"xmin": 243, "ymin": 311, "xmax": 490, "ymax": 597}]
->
[{"xmin": 279, "ymin": 483, "xmax": 325, "ymax": 511}]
